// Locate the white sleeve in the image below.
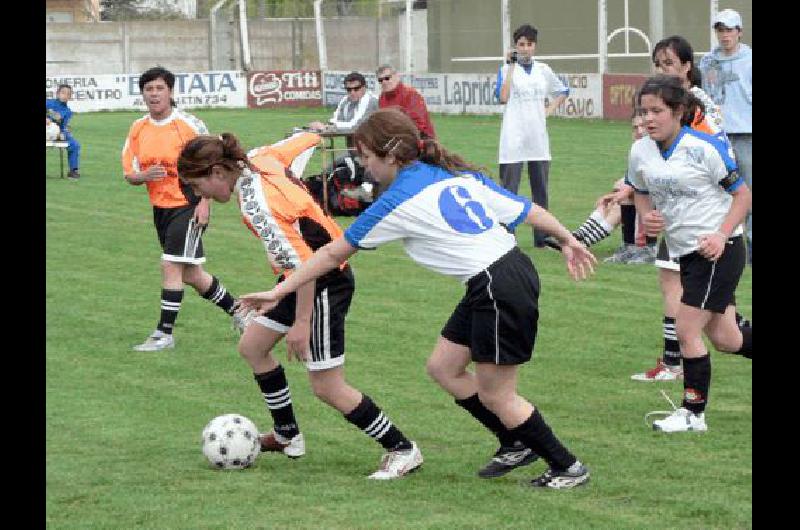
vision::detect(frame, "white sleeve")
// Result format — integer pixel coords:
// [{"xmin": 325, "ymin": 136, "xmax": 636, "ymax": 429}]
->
[
  {"xmin": 343, "ymin": 193, "xmax": 407, "ymax": 249},
  {"xmin": 471, "ymin": 173, "xmax": 532, "ymax": 230},
  {"xmin": 625, "ymin": 143, "xmax": 648, "ymax": 193},
  {"xmin": 543, "ymin": 64, "xmax": 569, "ymax": 97}
]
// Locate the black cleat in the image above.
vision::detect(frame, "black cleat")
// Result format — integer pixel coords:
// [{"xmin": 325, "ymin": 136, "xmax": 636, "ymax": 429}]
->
[
  {"xmin": 529, "ymin": 462, "xmax": 590, "ymax": 489},
  {"xmin": 477, "ymin": 442, "xmax": 540, "ymax": 478}
]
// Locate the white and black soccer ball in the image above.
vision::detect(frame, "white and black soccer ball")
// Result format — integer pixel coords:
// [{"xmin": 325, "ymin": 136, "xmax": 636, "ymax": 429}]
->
[
  {"xmin": 46, "ymin": 121, "xmax": 61, "ymax": 142},
  {"xmin": 201, "ymin": 413, "xmax": 260, "ymax": 470}
]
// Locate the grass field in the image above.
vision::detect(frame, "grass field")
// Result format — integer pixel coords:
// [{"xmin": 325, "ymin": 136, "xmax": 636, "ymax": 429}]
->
[{"xmin": 46, "ymin": 108, "xmax": 751, "ymax": 529}]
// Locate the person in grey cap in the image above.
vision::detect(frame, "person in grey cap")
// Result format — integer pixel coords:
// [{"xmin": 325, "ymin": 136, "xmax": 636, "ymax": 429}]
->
[{"xmin": 699, "ymin": 9, "xmax": 752, "ymax": 264}]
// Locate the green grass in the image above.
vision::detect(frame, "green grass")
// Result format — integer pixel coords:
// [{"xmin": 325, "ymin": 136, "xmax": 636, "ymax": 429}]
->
[{"xmin": 46, "ymin": 109, "xmax": 751, "ymax": 529}]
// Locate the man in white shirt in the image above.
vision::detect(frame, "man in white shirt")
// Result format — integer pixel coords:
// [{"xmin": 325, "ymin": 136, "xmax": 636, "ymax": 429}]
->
[{"xmin": 309, "ymin": 71, "xmax": 378, "ymax": 136}]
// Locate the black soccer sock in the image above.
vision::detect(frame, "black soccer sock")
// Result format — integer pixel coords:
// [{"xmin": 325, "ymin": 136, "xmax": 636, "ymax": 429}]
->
[
  {"xmin": 509, "ymin": 409, "xmax": 576, "ymax": 471},
  {"xmin": 202, "ymin": 275, "xmax": 237, "ymax": 315},
  {"xmin": 455, "ymin": 394, "xmax": 518, "ymax": 447},
  {"xmin": 620, "ymin": 204, "xmax": 637, "ymax": 245},
  {"xmin": 736, "ymin": 326, "xmax": 752, "ymax": 359},
  {"xmin": 254, "ymin": 366, "xmax": 300, "ymax": 439},
  {"xmin": 645, "ymin": 236, "xmax": 658, "ymax": 246},
  {"xmin": 682, "ymin": 355, "xmax": 711, "ymax": 414},
  {"xmin": 572, "ymin": 211, "xmax": 613, "ymax": 247},
  {"xmin": 344, "ymin": 394, "xmax": 412, "ymax": 452},
  {"xmin": 661, "ymin": 316, "xmax": 681, "ymax": 367},
  {"xmin": 157, "ymin": 288, "xmax": 184, "ymax": 335}
]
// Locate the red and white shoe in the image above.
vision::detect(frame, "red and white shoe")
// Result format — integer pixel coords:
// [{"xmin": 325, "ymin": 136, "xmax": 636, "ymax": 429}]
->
[
  {"xmin": 259, "ymin": 430, "xmax": 305, "ymax": 458},
  {"xmin": 631, "ymin": 359, "xmax": 683, "ymax": 382}
]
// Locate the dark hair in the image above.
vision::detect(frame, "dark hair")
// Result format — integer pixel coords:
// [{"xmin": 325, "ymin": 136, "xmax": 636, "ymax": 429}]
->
[
  {"xmin": 652, "ymin": 35, "xmax": 701, "ymax": 88},
  {"xmin": 344, "ymin": 71, "xmax": 366, "ymax": 86},
  {"xmin": 178, "ymin": 133, "xmax": 308, "ymax": 190},
  {"xmin": 353, "ymin": 108, "xmax": 482, "ymax": 175},
  {"xmin": 513, "ymin": 24, "xmax": 538, "ymax": 44},
  {"xmin": 57, "ymin": 84, "xmax": 72, "ymax": 93},
  {"xmin": 637, "ymin": 74, "xmax": 705, "ymax": 127},
  {"xmin": 139, "ymin": 66, "xmax": 177, "ymax": 107}
]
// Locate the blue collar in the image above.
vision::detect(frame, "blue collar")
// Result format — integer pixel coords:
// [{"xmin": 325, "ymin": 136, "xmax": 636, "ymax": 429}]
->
[{"xmin": 658, "ymin": 126, "xmax": 689, "ymax": 160}]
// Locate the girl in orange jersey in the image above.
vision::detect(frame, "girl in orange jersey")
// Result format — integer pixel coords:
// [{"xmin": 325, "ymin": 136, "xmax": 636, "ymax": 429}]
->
[
  {"xmin": 122, "ymin": 67, "xmax": 243, "ymax": 351},
  {"xmin": 177, "ymin": 131, "xmax": 422, "ymax": 480}
]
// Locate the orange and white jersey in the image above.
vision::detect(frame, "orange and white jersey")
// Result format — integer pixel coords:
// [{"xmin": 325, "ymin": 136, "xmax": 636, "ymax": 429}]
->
[
  {"xmin": 236, "ymin": 131, "xmax": 346, "ymax": 276},
  {"xmin": 690, "ymin": 86, "xmax": 725, "ymax": 138},
  {"xmin": 122, "ymin": 109, "xmax": 208, "ymax": 208}
]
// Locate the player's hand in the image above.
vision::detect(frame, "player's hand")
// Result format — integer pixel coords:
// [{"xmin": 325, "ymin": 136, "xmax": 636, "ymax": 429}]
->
[
  {"xmin": 193, "ymin": 199, "xmax": 210, "ymax": 227},
  {"xmin": 561, "ymin": 236, "xmax": 597, "ymax": 281},
  {"xmin": 308, "ymin": 121, "xmax": 326, "ymax": 132},
  {"xmin": 697, "ymin": 232, "xmax": 727, "ymax": 261},
  {"xmin": 595, "ymin": 192, "xmax": 618, "ymax": 210},
  {"xmin": 139, "ymin": 164, "xmax": 168, "ymax": 182},
  {"xmin": 238, "ymin": 290, "xmax": 282, "ymax": 314},
  {"xmin": 285, "ymin": 320, "xmax": 311, "ymax": 362},
  {"xmin": 643, "ymin": 210, "xmax": 665, "ymax": 237}
]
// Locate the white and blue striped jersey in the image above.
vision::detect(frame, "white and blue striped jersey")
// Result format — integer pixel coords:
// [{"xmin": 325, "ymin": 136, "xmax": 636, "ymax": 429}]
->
[
  {"xmin": 344, "ymin": 161, "xmax": 532, "ymax": 282},
  {"xmin": 626, "ymin": 126, "xmax": 745, "ymax": 258}
]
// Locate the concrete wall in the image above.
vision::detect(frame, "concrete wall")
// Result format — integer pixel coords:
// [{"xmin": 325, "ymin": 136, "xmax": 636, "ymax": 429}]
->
[{"xmin": 46, "ymin": 14, "xmax": 408, "ymax": 77}]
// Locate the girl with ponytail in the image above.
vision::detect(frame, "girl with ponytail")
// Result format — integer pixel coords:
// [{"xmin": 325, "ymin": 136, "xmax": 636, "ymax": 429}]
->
[
  {"xmin": 238, "ymin": 107, "xmax": 597, "ymax": 489},
  {"xmin": 178, "ymin": 130, "xmax": 422, "ymax": 480}
]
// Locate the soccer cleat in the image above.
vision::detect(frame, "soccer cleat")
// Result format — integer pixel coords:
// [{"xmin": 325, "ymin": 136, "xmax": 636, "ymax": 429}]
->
[
  {"xmin": 652, "ymin": 407, "xmax": 707, "ymax": 433},
  {"xmin": 66, "ymin": 169, "xmax": 80, "ymax": 181},
  {"xmin": 368, "ymin": 441, "xmax": 423, "ymax": 480},
  {"xmin": 259, "ymin": 431, "xmax": 305, "ymax": 458},
  {"xmin": 477, "ymin": 441, "xmax": 540, "ymax": 478},
  {"xmin": 603, "ymin": 244, "xmax": 637, "ymax": 263},
  {"xmin": 625, "ymin": 245, "xmax": 656, "ymax": 264},
  {"xmin": 541, "ymin": 235, "xmax": 563, "ymax": 252},
  {"xmin": 529, "ymin": 461, "xmax": 590, "ymax": 489},
  {"xmin": 231, "ymin": 306, "xmax": 256, "ymax": 335},
  {"xmin": 132, "ymin": 330, "xmax": 174, "ymax": 351},
  {"xmin": 631, "ymin": 359, "xmax": 683, "ymax": 382}
]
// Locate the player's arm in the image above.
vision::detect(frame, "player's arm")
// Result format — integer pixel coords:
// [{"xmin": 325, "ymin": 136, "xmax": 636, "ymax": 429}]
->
[
  {"xmin": 545, "ymin": 93, "xmax": 567, "ymax": 116},
  {"xmin": 499, "ymin": 63, "xmax": 513, "ymax": 103},
  {"xmin": 239, "ymin": 238, "xmax": 357, "ymax": 313},
  {"xmin": 523, "ymin": 204, "xmax": 596, "ymax": 280}
]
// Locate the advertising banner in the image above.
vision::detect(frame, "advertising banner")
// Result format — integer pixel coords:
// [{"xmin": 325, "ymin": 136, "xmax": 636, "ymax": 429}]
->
[
  {"xmin": 45, "ymin": 71, "xmax": 247, "ymax": 112},
  {"xmin": 247, "ymin": 71, "xmax": 322, "ymax": 108},
  {"xmin": 323, "ymin": 71, "xmax": 601, "ymax": 118},
  {"xmin": 603, "ymin": 74, "xmax": 648, "ymax": 120}
]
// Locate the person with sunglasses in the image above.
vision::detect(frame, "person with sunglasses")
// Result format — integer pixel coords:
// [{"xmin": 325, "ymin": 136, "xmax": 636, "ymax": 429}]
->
[
  {"xmin": 376, "ymin": 65, "xmax": 436, "ymax": 139},
  {"xmin": 308, "ymin": 71, "xmax": 378, "ymax": 136},
  {"xmin": 308, "ymin": 71, "xmax": 379, "ymax": 205}
]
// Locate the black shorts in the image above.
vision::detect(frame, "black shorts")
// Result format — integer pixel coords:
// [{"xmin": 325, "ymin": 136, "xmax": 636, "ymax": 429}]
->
[
  {"xmin": 153, "ymin": 205, "xmax": 205, "ymax": 264},
  {"xmin": 442, "ymin": 247, "xmax": 540, "ymax": 365},
  {"xmin": 654, "ymin": 237, "xmax": 680, "ymax": 271},
  {"xmin": 679, "ymin": 236, "xmax": 745, "ymax": 313},
  {"xmin": 253, "ymin": 266, "xmax": 354, "ymax": 371}
]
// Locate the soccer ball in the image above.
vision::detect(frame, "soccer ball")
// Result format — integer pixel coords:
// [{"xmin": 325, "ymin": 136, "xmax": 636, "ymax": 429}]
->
[
  {"xmin": 46, "ymin": 121, "xmax": 61, "ymax": 142},
  {"xmin": 201, "ymin": 413, "xmax": 260, "ymax": 470}
]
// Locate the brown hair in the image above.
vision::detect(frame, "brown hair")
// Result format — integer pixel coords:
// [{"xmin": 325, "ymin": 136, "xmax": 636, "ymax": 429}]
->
[
  {"xmin": 637, "ymin": 74, "xmax": 704, "ymax": 127},
  {"xmin": 177, "ymin": 133, "xmax": 250, "ymax": 181},
  {"xmin": 353, "ymin": 108, "xmax": 482, "ymax": 175}
]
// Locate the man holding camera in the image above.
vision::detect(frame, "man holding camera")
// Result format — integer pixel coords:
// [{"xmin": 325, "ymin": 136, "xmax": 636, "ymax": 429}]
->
[{"xmin": 495, "ymin": 24, "xmax": 568, "ymax": 248}]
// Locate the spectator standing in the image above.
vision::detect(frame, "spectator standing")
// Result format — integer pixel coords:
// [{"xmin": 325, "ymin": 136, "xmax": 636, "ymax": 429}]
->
[
  {"xmin": 495, "ymin": 24, "xmax": 569, "ymax": 248},
  {"xmin": 699, "ymin": 9, "xmax": 752, "ymax": 263},
  {"xmin": 376, "ymin": 65, "xmax": 436, "ymax": 139}
]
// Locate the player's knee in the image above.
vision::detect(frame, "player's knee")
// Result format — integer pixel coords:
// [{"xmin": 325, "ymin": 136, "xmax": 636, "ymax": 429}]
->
[
  {"xmin": 707, "ymin": 329, "xmax": 740, "ymax": 353},
  {"xmin": 425, "ymin": 356, "xmax": 449, "ymax": 384}
]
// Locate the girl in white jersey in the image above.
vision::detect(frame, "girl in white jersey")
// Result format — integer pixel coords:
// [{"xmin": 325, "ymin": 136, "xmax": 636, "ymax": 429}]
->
[
  {"xmin": 629, "ymin": 36, "xmax": 750, "ymax": 383},
  {"xmin": 628, "ymin": 75, "xmax": 752, "ymax": 433},
  {"xmin": 238, "ymin": 108, "xmax": 597, "ymax": 489}
]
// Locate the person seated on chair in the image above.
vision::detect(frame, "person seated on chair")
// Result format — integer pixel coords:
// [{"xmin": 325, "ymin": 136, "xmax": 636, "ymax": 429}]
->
[
  {"xmin": 308, "ymin": 72, "xmax": 379, "ymax": 203},
  {"xmin": 46, "ymin": 84, "xmax": 81, "ymax": 181},
  {"xmin": 308, "ymin": 72, "xmax": 378, "ymax": 141}
]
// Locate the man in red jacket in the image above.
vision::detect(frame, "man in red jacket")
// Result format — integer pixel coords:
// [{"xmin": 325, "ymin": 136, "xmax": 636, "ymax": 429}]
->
[{"xmin": 376, "ymin": 65, "xmax": 436, "ymax": 139}]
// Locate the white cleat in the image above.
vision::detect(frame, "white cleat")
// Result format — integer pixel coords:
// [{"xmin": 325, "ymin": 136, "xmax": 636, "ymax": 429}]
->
[
  {"xmin": 132, "ymin": 331, "xmax": 174, "ymax": 352},
  {"xmin": 653, "ymin": 407, "xmax": 707, "ymax": 433},
  {"xmin": 368, "ymin": 441, "xmax": 423, "ymax": 480}
]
